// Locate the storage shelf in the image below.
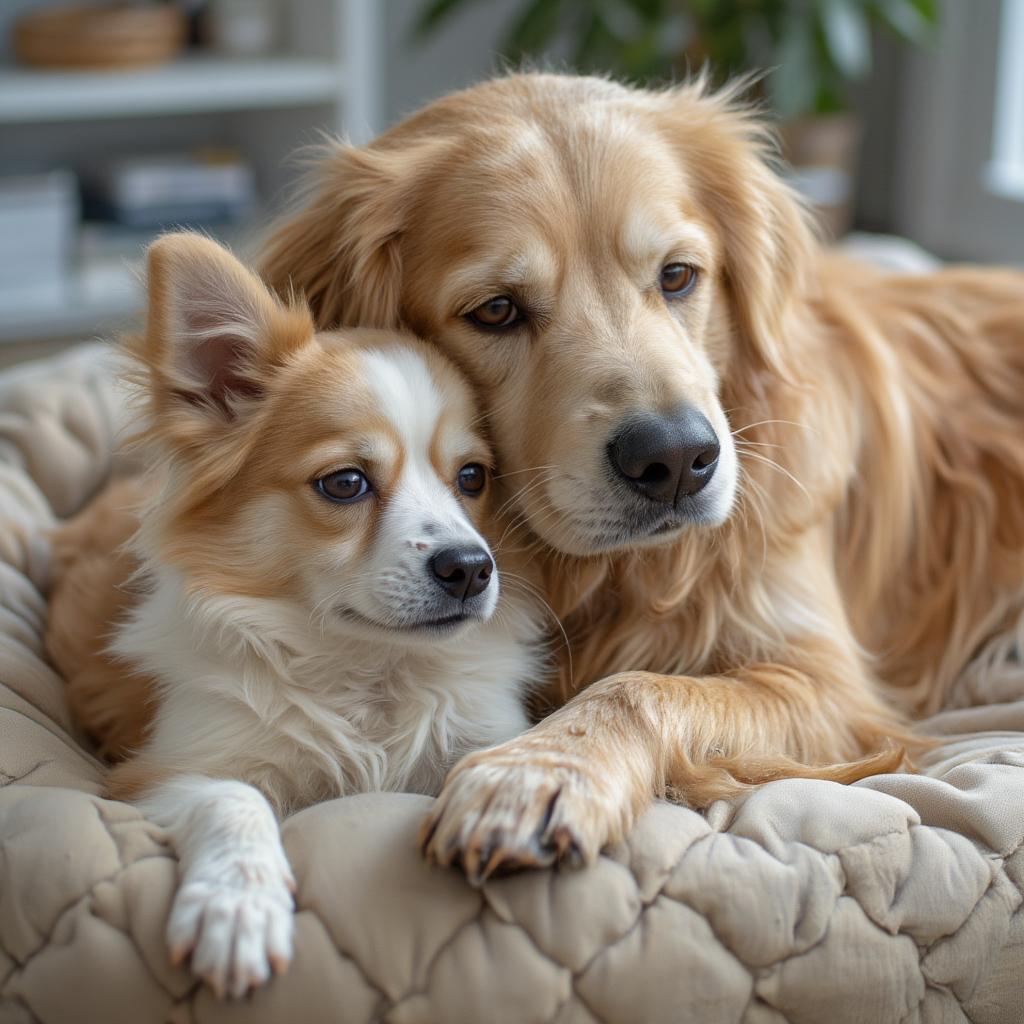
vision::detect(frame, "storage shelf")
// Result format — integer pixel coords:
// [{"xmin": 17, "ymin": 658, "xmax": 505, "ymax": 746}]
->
[
  {"xmin": 0, "ymin": 260, "xmax": 140, "ymax": 343},
  {"xmin": 0, "ymin": 55, "xmax": 344, "ymax": 123},
  {"xmin": 0, "ymin": 213, "xmax": 269, "ymax": 343},
  {"xmin": 0, "ymin": 0, "xmax": 379, "ymax": 346}
]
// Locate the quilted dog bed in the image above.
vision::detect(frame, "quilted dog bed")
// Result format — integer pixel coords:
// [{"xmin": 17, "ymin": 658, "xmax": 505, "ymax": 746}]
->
[{"xmin": 2, "ymin": 343, "xmax": 1024, "ymax": 1024}]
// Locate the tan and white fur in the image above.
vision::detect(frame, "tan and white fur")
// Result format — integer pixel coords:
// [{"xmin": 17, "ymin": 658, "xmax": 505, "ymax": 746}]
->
[
  {"xmin": 52, "ymin": 74, "xmax": 1024, "ymax": 899},
  {"xmin": 256, "ymin": 72, "xmax": 1024, "ymax": 881},
  {"xmin": 57, "ymin": 233, "xmax": 542, "ymax": 998}
]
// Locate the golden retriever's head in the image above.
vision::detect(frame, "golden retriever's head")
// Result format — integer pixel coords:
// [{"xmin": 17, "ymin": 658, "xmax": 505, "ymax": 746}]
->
[
  {"xmin": 263, "ymin": 74, "xmax": 814, "ymax": 557},
  {"xmin": 135, "ymin": 233, "xmax": 501, "ymax": 644}
]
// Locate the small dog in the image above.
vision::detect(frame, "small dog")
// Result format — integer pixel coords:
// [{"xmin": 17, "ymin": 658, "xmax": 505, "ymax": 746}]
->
[{"xmin": 48, "ymin": 233, "xmax": 542, "ymax": 998}]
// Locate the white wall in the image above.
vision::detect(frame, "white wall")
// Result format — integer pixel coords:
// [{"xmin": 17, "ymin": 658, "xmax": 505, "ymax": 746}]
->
[{"xmin": 380, "ymin": 0, "xmax": 522, "ymax": 128}]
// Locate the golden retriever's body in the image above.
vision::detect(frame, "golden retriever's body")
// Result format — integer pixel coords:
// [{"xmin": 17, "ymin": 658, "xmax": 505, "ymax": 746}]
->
[
  {"xmin": 53, "ymin": 73, "xmax": 1024, "ymax": 883},
  {"xmin": 551, "ymin": 255, "xmax": 1024, "ymax": 714}
]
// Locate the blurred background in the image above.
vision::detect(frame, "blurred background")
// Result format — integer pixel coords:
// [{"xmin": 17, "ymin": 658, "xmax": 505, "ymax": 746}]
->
[{"xmin": 0, "ymin": 0, "xmax": 1021, "ymax": 368}]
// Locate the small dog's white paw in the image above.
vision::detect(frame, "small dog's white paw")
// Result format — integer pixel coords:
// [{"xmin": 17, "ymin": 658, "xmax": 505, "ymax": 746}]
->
[{"xmin": 167, "ymin": 843, "xmax": 296, "ymax": 999}]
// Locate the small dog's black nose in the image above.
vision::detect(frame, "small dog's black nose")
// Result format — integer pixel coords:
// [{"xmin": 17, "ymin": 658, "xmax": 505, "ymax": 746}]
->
[
  {"xmin": 429, "ymin": 547, "xmax": 494, "ymax": 600},
  {"xmin": 608, "ymin": 406, "xmax": 720, "ymax": 504}
]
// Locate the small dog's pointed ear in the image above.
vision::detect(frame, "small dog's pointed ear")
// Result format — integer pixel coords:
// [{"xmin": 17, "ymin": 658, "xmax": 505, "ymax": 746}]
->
[{"xmin": 143, "ymin": 233, "xmax": 314, "ymax": 416}]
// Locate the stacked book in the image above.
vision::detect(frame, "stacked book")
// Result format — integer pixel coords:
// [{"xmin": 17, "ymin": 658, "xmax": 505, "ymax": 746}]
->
[
  {"xmin": 83, "ymin": 148, "xmax": 256, "ymax": 229},
  {"xmin": 0, "ymin": 169, "xmax": 78, "ymax": 303}
]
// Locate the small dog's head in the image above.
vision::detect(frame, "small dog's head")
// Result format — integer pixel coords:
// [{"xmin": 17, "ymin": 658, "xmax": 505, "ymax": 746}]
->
[
  {"xmin": 137, "ymin": 233, "xmax": 499, "ymax": 643},
  {"xmin": 262, "ymin": 74, "xmax": 815, "ymax": 557}
]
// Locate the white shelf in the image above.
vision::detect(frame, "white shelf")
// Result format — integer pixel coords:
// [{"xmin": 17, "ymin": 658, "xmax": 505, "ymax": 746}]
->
[
  {"xmin": 0, "ymin": 214, "xmax": 269, "ymax": 343},
  {"xmin": 0, "ymin": 55, "xmax": 345, "ymax": 123},
  {"xmin": 0, "ymin": 0, "xmax": 381, "ymax": 345},
  {"xmin": 0, "ymin": 259, "xmax": 141, "ymax": 343}
]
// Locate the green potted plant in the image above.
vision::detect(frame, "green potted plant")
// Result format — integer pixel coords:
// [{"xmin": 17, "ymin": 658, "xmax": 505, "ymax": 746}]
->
[{"xmin": 417, "ymin": 0, "xmax": 939, "ymax": 236}]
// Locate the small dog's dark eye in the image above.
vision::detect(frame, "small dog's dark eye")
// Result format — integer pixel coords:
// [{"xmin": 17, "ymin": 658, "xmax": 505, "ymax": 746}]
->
[
  {"xmin": 467, "ymin": 296, "xmax": 520, "ymax": 330},
  {"xmin": 457, "ymin": 463, "xmax": 487, "ymax": 496},
  {"xmin": 660, "ymin": 263, "xmax": 699, "ymax": 297},
  {"xmin": 315, "ymin": 469, "xmax": 371, "ymax": 503}
]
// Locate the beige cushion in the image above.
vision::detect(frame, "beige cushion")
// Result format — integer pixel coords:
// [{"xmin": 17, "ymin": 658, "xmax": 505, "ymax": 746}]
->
[{"xmin": 1, "ymin": 344, "xmax": 1022, "ymax": 1024}]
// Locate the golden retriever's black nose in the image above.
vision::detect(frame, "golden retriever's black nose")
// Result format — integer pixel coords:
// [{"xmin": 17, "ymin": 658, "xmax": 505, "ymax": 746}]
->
[
  {"xmin": 608, "ymin": 407, "xmax": 720, "ymax": 504},
  {"xmin": 429, "ymin": 547, "xmax": 494, "ymax": 600}
]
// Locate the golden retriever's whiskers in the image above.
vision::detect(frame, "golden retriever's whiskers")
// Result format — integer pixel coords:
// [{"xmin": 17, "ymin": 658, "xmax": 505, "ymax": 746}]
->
[
  {"xmin": 509, "ymin": 499, "xmax": 566, "ymax": 540},
  {"xmin": 496, "ymin": 469, "xmax": 555, "ymax": 501},
  {"xmin": 496, "ymin": 508, "xmax": 559, "ymax": 557},
  {"xmin": 733, "ymin": 439, "xmax": 784, "ymax": 451},
  {"xmin": 735, "ymin": 473, "xmax": 770, "ymax": 570},
  {"xmin": 494, "ymin": 471, "xmax": 558, "ymax": 521},
  {"xmin": 494, "ymin": 464, "xmax": 557, "ymax": 480},
  {"xmin": 739, "ymin": 450, "xmax": 812, "ymax": 504},
  {"xmin": 464, "ymin": 387, "xmax": 529, "ymax": 432},
  {"xmin": 494, "ymin": 519, "xmax": 534, "ymax": 553},
  {"xmin": 491, "ymin": 511, "xmax": 532, "ymax": 547},
  {"xmin": 497, "ymin": 513, "xmax": 558, "ymax": 556},
  {"xmin": 732, "ymin": 418, "xmax": 815, "ymax": 437},
  {"xmin": 501, "ymin": 572, "xmax": 574, "ymax": 690}
]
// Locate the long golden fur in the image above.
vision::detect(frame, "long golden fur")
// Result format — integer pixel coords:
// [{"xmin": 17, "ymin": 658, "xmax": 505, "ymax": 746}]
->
[{"xmin": 52, "ymin": 73, "xmax": 1024, "ymax": 884}]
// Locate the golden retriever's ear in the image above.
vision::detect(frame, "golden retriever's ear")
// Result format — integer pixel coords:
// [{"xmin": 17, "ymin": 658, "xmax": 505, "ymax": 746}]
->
[
  {"xmin": 660, "ymin": 82, "xmax": 817, "ymax": 381},
  {"xmin": 141, "ymin": 232, "xmax": 313, "ymax": 420},
  {"xmin": 259, "ymin": 139, "xmax": 439, "ymax": 330}
]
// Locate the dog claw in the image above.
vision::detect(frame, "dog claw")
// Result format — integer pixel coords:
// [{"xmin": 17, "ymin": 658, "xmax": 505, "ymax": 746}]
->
[
  {"xmin": 419, "ymin": 816, "xmax": 440, "ymax": 855},
  {"xmin": 422, "ymin": 755, "xmax": 611, "ymax": 885},
  {"xmin": 268, "ymin": 953, "xmax": 290, "ymax": 976},
  {"xmin": 204, "ymin": 972, "xmax": 227, "ymax": 1001},
  {"xmin": 168, "ymin": 944, "xmax": 190, "ymax": 969},
  {"xmin": 563, "ymin": 840, "xmax": 585, "ymax": 870}
]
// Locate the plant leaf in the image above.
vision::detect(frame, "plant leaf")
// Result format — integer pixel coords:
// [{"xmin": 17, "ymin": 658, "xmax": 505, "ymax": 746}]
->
[
  {"xmin": 872, "ymin": 0, "xmax": 939, "ymax": 45},
  {"xmin": 820, "ymin": 0, "xmax": 872, "ymax": 79},
  {"xmin": 415, "ymin": 0, "xmax": 483, "ymax": 38},
  {"xmin": 505, "ymin": 0, "xmax": 569, "ymax": 59},
  {"xmin": 908, "ymin": 0, "xmax": 940, "ymax": 23},
  {"xmin": 571, "ymin": 11, "xmax": 619, "ymax": 72}
]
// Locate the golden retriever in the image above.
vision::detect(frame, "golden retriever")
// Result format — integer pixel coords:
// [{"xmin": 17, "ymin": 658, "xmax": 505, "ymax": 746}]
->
[
  {"xmin": 50, "ymin": 73, "xmax": 1024, "ymax": 888},
  {"xmin": 258, "ymin": 73, "xmax": 1024, "ymax": 882}
]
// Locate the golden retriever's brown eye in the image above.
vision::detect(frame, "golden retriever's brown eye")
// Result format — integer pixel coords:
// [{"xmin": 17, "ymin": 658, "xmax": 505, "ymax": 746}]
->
[
  {"xmin": 467, "ymin": 296, "xmax": 520, "ymax": 330},
  {"xmin": 457, "ymin": 463, "xmax": 487, "ymax": 496},
  {"xmin": 661, "ymin": 263, "xmax": 699, "ymax": 297},
  {"xmin": 315, "ymin": 469, "xmax": 371, "ymax": 504}
]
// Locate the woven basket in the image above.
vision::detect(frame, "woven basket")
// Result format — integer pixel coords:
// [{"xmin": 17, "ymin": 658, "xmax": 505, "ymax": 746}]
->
[{"xmin": 14, "ymin": 4, "xmax": 187, "ymax": 70}]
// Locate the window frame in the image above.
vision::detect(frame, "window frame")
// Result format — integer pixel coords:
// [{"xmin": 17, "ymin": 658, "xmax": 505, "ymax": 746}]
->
[{"xmin": 892, "ymin": 0, "xmax": 1024, "ymax": 264}]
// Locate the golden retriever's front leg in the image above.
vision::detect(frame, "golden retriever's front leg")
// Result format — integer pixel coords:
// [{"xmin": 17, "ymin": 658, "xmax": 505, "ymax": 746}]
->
[
  {"xmin": 421, "ymin": 661, "xmax": 913, "ymax": 884},
  {"xmin": 421, "ymin": 686, "xmax": 655, "ymax": 880}
]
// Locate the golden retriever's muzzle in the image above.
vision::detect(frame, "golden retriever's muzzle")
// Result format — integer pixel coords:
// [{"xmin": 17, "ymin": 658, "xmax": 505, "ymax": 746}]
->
[{"xmin": 589, "ymin": 403, "xmax": 732, "ymax": 547}]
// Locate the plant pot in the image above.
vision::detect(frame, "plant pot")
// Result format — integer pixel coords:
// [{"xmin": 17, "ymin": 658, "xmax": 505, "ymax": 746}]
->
[{"xmin": 779, "ymin": 114, "xmax": 861, "ymax": 239}]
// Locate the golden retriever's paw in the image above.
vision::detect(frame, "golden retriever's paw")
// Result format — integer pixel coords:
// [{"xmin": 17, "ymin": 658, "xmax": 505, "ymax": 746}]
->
[
  {"xmin": 167, "ymin": 846, "xmax": 296, "ymax": 999},
  {"xmin": 420, "ymin": 749, "xmax": 623, "ymax": 885}
]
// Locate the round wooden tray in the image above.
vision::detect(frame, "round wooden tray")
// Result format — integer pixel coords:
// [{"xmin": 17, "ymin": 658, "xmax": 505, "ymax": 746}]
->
[{"xmin": 14, "ymin": 4, "xmax": 188, "ymax": 70}]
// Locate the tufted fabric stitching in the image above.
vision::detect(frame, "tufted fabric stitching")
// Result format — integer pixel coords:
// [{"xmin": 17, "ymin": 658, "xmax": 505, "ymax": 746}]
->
[{"xmin": 3, "ymin": 347, "xmax": 1024, "ymax": 1024}]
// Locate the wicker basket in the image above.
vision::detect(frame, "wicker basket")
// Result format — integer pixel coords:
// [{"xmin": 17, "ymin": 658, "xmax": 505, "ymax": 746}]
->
[{"xmin": 14, "ymin": 4, "xmax": 187, "ymax": 70}]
